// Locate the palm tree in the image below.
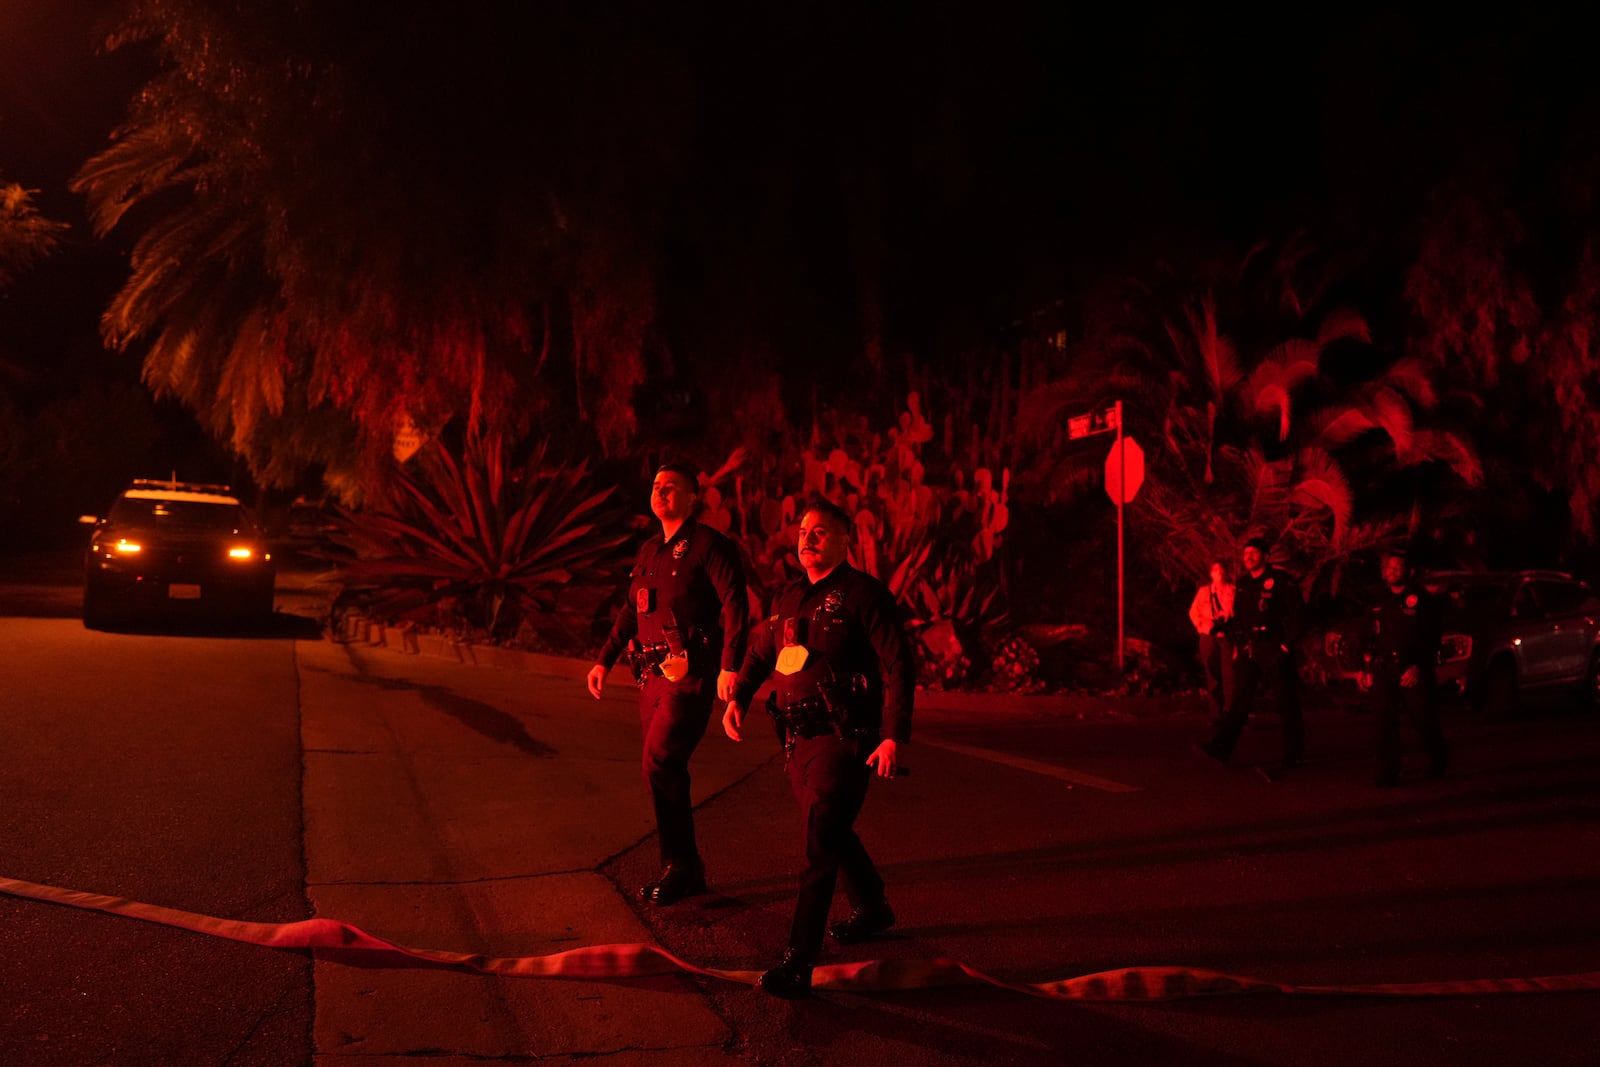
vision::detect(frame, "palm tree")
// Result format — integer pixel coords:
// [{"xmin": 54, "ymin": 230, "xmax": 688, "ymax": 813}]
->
[
  {"xmin": 0, "ymin": 177, "xmax": 67, "ymax": 514},
  {"xmin": 74, "ymin": 0, "xmax": 690, "ymax": 498},
  {"xmin": 1405, "ymin": 183, "xmax": 1600, "ymax": 548},
  {"xmin": 0, "ymin": 178, "xmax": 65, "ymax": 288},
  {"xmin": 1019, "ymin": 237, "xmax": 1481, "ymax": 596}
]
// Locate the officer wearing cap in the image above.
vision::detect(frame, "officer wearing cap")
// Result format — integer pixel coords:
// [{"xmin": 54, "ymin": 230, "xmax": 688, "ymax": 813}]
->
[
  {"xmin": 722, "ymin": 497, "xmax": 914, "ymax": 998},
  {"xmin": 1358, "ymin": 549, "xmax": 1448, "ymax": 786},
  {"xmin": 1197, "ymin": 534, "xmax": 1306, "ymax": 771},
  {"xmin": 588, "ymin": 462, "xmax": 749, "ymax": 905}
]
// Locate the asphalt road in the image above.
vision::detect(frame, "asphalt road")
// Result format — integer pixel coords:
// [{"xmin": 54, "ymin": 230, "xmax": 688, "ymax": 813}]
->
[
  {"xmin": 3, "ymin": 553, "xmax": 1599, "ymax": 1064},
  {"xmin": 630, "ymin": 696, "xmax": 1600, "ymax": 1065},
  {"xmin": 0, "ymin": 617, "xmax": 315, "ymax": 1066}
]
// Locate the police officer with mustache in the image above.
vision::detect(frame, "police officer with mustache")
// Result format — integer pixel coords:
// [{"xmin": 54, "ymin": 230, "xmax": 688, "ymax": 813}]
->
[
  {"xmin": 589, "ymin": 462, "xmax": 749, "ymax": 906},
  {"xmin": 722, "ymin": 497, "xmax": 914, "ymax": 998}
]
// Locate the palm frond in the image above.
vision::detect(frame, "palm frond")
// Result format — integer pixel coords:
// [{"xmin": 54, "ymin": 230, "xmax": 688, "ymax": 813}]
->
[
  {"xmin": 1411, "ymin": 429, "xmax": 1485, "ymax": 486},
  {"xmin": 1288, "ymin": 447, "xmax": 1353, "ymax": 542},
  {"xmin": 1316, "ymin": 308, "xmax": 1371, "ymax": 347}
]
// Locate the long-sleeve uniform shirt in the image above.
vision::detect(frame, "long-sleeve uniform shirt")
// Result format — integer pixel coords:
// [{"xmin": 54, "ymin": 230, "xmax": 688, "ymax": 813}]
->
[
  {"xmin": 1363, "ymin": 583, "xmax": 1441, "ymax": 674},
  {"xmin": 1233, "ymin": 566, "xmax": 1304, "ymax": 651},
  {"xmin": 732, "ymin": 562, "xmax": 914, "ymax": 743},
  {"xmin": 597, "ymin": 517, "xmax": 748, "ymax": 677}
]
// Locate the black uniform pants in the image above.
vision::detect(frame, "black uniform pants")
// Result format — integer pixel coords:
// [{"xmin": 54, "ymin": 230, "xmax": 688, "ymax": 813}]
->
[
  {"xmin": 639, "ymin": 672, "xmax": 715, "ymax": 868},
  {"xmin": 785, "ymin": 732, "xmax": 885, "ymax": 961},
  {"xmin": 1371, "ymin": 667, "xmax": 1447, "ymax": 781},
  {"xmin": 1208, "ymin": 643, "xmax": 1304, "ymax": 764}
]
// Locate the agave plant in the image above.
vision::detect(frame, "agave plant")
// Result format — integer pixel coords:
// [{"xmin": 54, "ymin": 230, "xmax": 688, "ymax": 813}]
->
[
  {"xmin": 328, "ymin": 432, "xmax": 631, "ymax": 641},
  {"xmin": 885, "ymin": 532, "xmax": 1010, "ymax": 689}
]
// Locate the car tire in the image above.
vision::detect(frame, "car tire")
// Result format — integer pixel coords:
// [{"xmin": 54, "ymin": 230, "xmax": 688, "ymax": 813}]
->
[{"xmin": 1479, "ymin": 658, "xmax": 1517, "ymax": 721}]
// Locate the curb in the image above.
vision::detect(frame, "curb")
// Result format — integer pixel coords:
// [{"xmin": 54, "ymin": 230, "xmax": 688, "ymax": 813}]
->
[{"xmin": 331, "ymin": 612, "xmax": 591, "ymax": 680}]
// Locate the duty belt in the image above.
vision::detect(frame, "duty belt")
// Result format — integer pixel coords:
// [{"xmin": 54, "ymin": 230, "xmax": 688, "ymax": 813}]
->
[
  {"xmin": 766, "ymin": 675, "xmax": 873, "ymax": 749},
  {"xmin": 625, "ymin": 641, "xmax": 694, "ymax": 685}
]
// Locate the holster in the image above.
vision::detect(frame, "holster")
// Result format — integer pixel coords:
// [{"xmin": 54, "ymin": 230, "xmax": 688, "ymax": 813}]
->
[
  {"xmin": 625, "ymin": 640, "xmax": 676, "ymax": 686},
  {"xmin": 768, "ymin": 675, "xmax": 872, "ymax": 749}
]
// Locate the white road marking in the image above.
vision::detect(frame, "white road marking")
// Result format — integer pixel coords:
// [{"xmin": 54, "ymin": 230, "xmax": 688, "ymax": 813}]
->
[{"xmin": 922, "ymin": 738, "xmax": 1142, "ymax": 792}]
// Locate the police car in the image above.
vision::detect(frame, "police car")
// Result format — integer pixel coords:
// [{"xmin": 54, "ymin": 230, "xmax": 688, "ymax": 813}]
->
[{"xmin": 81, "ymin": 479, "xmax": 276, "ymax": 629}]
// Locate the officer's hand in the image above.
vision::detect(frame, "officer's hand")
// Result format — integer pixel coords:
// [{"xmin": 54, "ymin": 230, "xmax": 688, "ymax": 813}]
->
[
  {"xmin": 722, "ymin": 701, "xmax": 745, "ymax": 742},
  {"xmin": 865, "ymin": 739, "xmax": 904, "ymax": 778},
  {"xmin": 586, "ymin": 664, "xmax": 606, "ymax": 700},
  {"xmin": 1400, "ymin": 666, "xmax": 1420, "ymax": 689},
  {"xmin": 716, "ymin": 669, "xmax": 738, "ymax": 703},
  {"xmin": 1357, "ymin": 671, "xmax": 1372, "ymax": 691}
]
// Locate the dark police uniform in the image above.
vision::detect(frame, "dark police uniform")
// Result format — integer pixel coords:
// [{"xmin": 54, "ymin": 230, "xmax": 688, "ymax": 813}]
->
[
  {"xmin": 1364, "ymin": 581, "xmax": 1448, "ymax": 785},
  {"xmin": 731, "ymin": 561, "xmax": 914, "ymax": 965},
  {"xmin": 596, "ymin": 516, "xmax": 748, "ymax": 873},
  {"xmin": 1202, "ymin": 565, "xmax": 1305, "ymax": 766}
]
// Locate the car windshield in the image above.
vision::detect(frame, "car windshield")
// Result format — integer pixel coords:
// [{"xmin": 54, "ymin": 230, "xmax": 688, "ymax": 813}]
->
[
  {"xmin": 109, "ymin": 498, "xmax": 246, "ymax": 531},
  {"xmin": 1439, "ymin": 581, "xmax": 1512, "ymax": 617}
]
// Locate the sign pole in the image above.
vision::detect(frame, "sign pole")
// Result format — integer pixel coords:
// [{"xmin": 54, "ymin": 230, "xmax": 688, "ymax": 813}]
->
[
  {"xmin": 1115, "ymin": 399, "xmax": 1125, "ymax": 675},
  {"xmin": 1070, "ymin": 400, "xmax": 1142, "ymax": 680}
]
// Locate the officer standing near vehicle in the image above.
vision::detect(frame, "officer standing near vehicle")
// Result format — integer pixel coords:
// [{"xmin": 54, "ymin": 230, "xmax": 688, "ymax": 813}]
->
[
  {"xmin": 1197, "ymin": 535, "xmax": 1306, "ymax": 772},
  {"xmin": 1359, "ymin": 549, "xmax": 1448, "ymax": 786},
  {"xmin": 722, "ymin": 498, "xmax": 913, "ymax": 999},
  {"xmin": 588, "ymin": 462, "xmax": 749, "ymax": 905}
]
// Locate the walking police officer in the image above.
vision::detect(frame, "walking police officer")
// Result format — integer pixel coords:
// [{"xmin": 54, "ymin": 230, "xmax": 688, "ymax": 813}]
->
[
  {"xmin": 1197, "ymin": 535, "xmax": 1306, "ymax": 771},
  {"xmin": 588, "ymin": 463, "xmax": 749, "ymax": 905},
  {"xmin": 722, "ymin": 498, "xmax": 914, "ymax": 998},
  {"xmin": 1358, "ymin": 550, "xmax": 1448, "ymax": 786}
]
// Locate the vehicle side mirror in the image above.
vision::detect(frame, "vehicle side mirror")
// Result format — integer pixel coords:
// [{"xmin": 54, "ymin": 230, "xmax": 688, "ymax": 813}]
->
[{"xmin": 78, "ymin": 514, "xmax": 101, "ymax": 525}]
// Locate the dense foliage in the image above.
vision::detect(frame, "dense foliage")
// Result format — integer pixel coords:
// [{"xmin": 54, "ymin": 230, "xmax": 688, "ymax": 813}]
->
[
  {"xmin": 54, "ymin": 6, "xmax": 1600, "ymax": 686},
  {"xmin": 326, "ymin": 433, "xmax": 630, "ymax": 643}
]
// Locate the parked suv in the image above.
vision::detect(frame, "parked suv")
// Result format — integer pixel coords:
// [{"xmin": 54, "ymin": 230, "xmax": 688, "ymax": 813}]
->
[
  {"xmin": 1427, "ymin": 570, "xmax": 1600, "ymax": 717},
  {"xmin": 81, "ymin": 479, "xmax": 276, "ymax": 629}
]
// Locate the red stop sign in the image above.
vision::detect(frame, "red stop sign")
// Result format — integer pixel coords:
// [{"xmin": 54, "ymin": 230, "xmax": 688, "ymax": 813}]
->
[{"xmin": 1105, "ymin": 436, "xmax": 1145, "ymax": 503}]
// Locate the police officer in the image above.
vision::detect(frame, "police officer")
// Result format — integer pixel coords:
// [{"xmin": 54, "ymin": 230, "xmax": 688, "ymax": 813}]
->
[
  {"xmin": 722, "ymin": 498, "xmax": 914, "ymax": 999},
  {"xmin": 1197, "ymin": 535, "xmax": 1306, "ymax": 771},
  {"xmin": 1358, "ymin": 550, "xmax": 1448, "ymax": 787},
  {"xmin": 588, "ymin": 462, "xmax": 749, "ymax": 905}
]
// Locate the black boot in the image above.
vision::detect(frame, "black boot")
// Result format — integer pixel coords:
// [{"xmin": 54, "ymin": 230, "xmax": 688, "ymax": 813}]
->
[
  {"xmin": 638, "ymin": 861, "xmax": 707, "ymax": 906},
  {"xmin": 759, "ymin": 948, "xmax": 814, "ymax": 999},
  {"xmin": 828, "ymin": 901, "xmax": 896, "ymax": 944}
]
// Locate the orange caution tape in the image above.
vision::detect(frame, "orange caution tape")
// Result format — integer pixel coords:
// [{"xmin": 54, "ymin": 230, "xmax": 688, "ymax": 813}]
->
[{"xmin": 5, "ymin": 874, "xmax": 1598, "ymax": 1000}]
